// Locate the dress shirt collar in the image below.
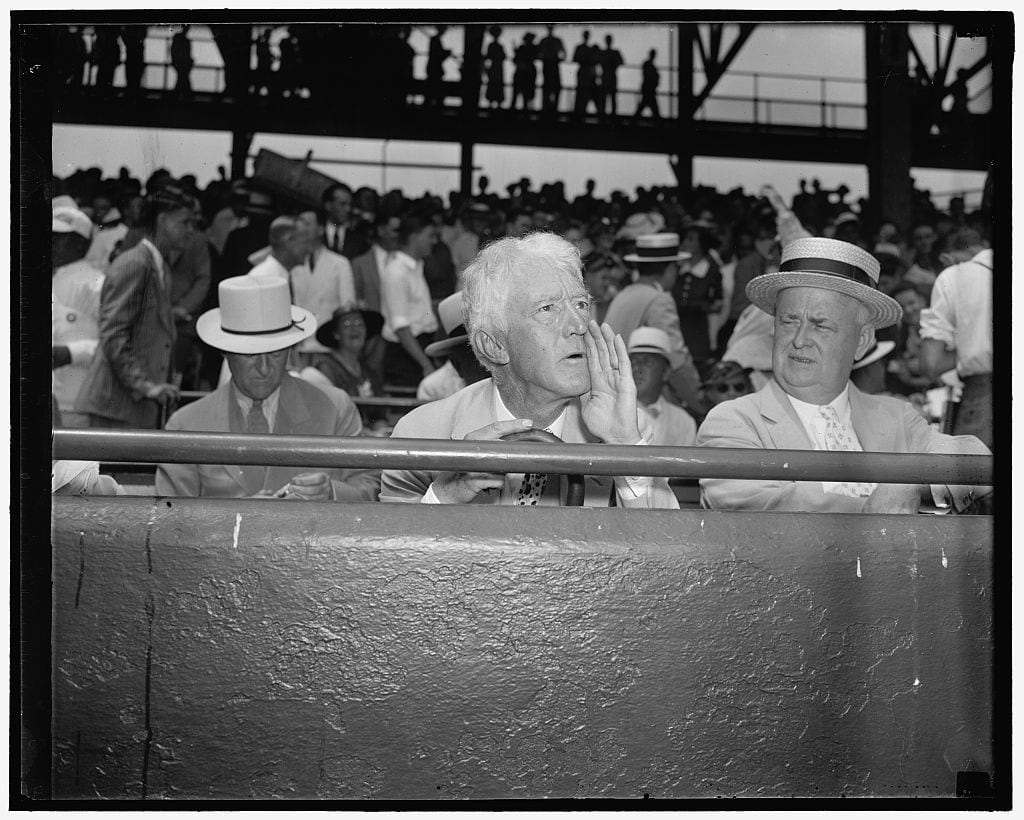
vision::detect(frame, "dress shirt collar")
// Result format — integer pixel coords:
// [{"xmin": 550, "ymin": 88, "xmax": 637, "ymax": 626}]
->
[
  {"xmin": 784, "ymin": 384, "xmax": 856, "ymax": 450},
  {"xmin": 233, "ymin": 383, "xmax": 282, "ymax": 431},
  {"xmin": 492, "ymin": 381, "xmax": 567, "ymax": 439}
]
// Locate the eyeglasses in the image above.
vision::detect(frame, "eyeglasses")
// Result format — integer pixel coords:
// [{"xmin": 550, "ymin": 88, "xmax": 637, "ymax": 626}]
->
[{"xmin": 709, "ymin": 381, "xmax": 749, "ymax": 395}]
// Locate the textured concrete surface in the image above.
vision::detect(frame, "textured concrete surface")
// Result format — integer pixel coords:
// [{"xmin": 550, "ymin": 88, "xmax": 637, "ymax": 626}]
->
[{"xmin": 50, "ymin": 497, "xmax": 993, "ymax": 799}]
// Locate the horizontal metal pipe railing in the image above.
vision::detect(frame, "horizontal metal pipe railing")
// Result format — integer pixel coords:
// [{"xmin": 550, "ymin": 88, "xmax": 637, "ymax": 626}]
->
[
  {"xmin": 176, "ymin": 391, "xmax": 423, "ymax": 410},
  {"xmin": 53, "ymin": 429, "xmax": 993, "ymax": 485}
]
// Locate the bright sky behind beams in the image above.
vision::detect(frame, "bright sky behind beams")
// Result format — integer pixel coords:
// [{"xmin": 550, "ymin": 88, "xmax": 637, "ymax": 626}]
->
[{"xmin": 50, "ymin": 22, "xmax": 991, "ymax": 208}]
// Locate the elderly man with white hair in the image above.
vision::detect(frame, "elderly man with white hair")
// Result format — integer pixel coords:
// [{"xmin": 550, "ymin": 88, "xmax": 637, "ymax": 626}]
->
[
  {"xmin": 696, "ymin": 237, "xmax": 991, "ymax": 514},
  {"xmin": 380, "ymin": 232, "xmax": 678, "ymax": 508}
]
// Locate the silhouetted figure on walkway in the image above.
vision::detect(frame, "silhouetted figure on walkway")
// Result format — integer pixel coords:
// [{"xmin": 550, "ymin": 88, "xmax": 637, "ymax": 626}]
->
[
  {"xmin": 276, "ymin": 31, "xmax": 300, "ymax": 97},
  {"xmin": 171, "ymin": 25, "xmax": 194, "ymax": 96},
  {"xmin": 597, "ymin": 34, "xmax": 623, "ymax": 117},
  {"xmin": 426, "ymin": 25, "xmax": 452, "ymax": 107},
  {"xmin": 511, "ymin": 32, "xmax": 538, "ymax": 111},
  {"xmin": 538, "ymin": 24, "xmax": 565, "ymax": 113},
  {"xmin": 90, "ymin": 26, "xmax": 121, "ymax": 90},
  {"xmin": 634, "ymin": 49, "xmax": 661, "ymax": 119},
  {"xmin": 253, "ymin": 28, "xmax": 273, "ymax": 96},
  {"xmin": 572, "ymin": 30, "xmax": 598, "ymax": 116},
  {"xmin": 57, "ymin": 26, "xmax": 89, "ymax": 88},
  {"xmin": 121, "ymin": 25, "xmax": 146, "ymax": 94},
  {"xmin": 483, "ymin": 26, "xmax": 506, "ymax": 109},
  {"xmin": 398, "ymin": 25, "xmax": 415, "ymax": 105}
]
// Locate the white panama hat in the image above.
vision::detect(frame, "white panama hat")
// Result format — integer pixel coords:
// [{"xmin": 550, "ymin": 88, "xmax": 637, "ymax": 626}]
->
[
  {"xmin": 196, "ymin": 276, "xmax": 315, "ymax": 355},
  {"xmin": 745, "ymin": 236, "xmax": 903, "ymax": 329},
  {"xmin": 424, "ymin": 291, "xmax": 470, "ymax": 357},
  {"xmin": 627, "ymin": 327, "xmax": 673, "ymax": 361}
]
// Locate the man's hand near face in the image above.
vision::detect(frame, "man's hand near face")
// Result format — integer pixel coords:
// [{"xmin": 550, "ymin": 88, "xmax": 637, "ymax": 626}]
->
[{"xmin": 580, "ymin": 321, "xmax": 642, "ymax": 445}]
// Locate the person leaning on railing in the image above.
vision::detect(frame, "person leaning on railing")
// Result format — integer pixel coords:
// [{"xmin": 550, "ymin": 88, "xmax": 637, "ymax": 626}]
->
[
  {"xmin": 696, "ymin": 237, "xmax": 991, "ymax": 515},
  {"xmin": 380, "ymin": 232, "xmax": 678, "ymax": 508}
]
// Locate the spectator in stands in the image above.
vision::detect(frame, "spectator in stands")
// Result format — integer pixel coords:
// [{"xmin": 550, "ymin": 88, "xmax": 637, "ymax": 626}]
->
[
  {"xmin": 52, "ymin": 459, "xmax": 125, "ymax": 496},
  {"xmin": 872, "ymin": 241, "xmax": 906, "ymax": 292},
  {"xmin": 51, "ymin": 203, "xmax": 103, "ymax": 427},
  {"xmin": 572, "ymin": 30, "xmax": 598, "ymax": 116},
  {"xmin": 511, "ymin": 32, "xmax": 538, "ymax": 111},
  {"xmin": 537, "ymin": 24, "xmax": 565, "ymax": 113},
  {"xmin": 697, "ymin": 237, "xmax": 991, "ymax": 514},
  {"xmin": 89, "ymin": 26, "xmax": 121, "ymax": 90},
  {"xmin": 171, "ymin": 25, "xmax": 194, "ymax": 96},
  {"xmin": 604, "ymin": 232, "xmax": 704, "ymax": 415},
  {"xmin": 289, "ymin": 208, "xmax": 358, "ymax": 363},
  {"xmin": 674, "ymin": 220, "xmax": 723, "ymax": 373},
  {"xmin": 380, "ymin": 232, "xmax": 678, "ymax": 508},
  {"xmin": 634, "ymin": 49, "xmax": 661, "ymax": 119},
  {"xmin": 351, "ymin": 212, "xmax": 400, "ymax": 314},
  {"xmin": 165, "ymin": 200, "xmax": 212, "ymax": 389},
  {"xmin": 425, "ymin": 26, "xmax": 452, "ymax": 107},
  {"xmin": 483, "ymin": 26, "xmax": 506, "ymax": 109},
  {"xmin": 379, "ymin": 210, "xmax": 441, "ymax": 387},
  {"xmin": 919, "ymin": 238, "xmax": 992, "ymax": 448},
  {"xmin": 627, "ymin": 327, "xmax": 697, "ymax": 447},
  {"xmin": 830, "ymin": 211, "xmax": 864, "ymax": 248},
  {"xmin": 75, "ymin": 184, "xmax": 196, "ymax": 429},
  {"xmin": 86, "ymin": 192, "xmax": 142, "ymax": 271},
  {"xmin": 505, "ymin": 208, "xmax": 534, "ymax": 238},
  {"xmin": 597, "ymin": 34, "xmax": 623, "ymax": 117},
  {"xmin": 304, "ymin": 304, "xmax": 385, "ymax": 400},
  {"xmin": 849, "ymin": 338, "xmax": 898, "ymax": 396},
  {"xmin": 700, "ymin": 359, "xmax": 754, "ymax": 412},
  {"xmin": 884, "ymin": 279, "xmax": 933, "ymax": 397},
  {"xmin": 718, "ymin": 218, "xmax": 780, "ymax": 351},
  {"xmin": 423, "ymin": 210, "xmax": 458, "ymax": 308},
  {"xmin": 253, "ymin": 28, "xmax": 274, "ymax": 96},
  {"xmin": 121, "ymin": 24, "xmax": 147, "ymax": 94},
  {"xmin": 449, "ymin": 202, "xmax": 491, "ymax": 282},
  {"xmin": 322, "ymin": 182, "xmax": 370, "ymax": 261},
  {"xmin": 417, "ymin": 291, "xmax": 489, "ymax": 402},
  {"xmin": 157, "ymin": 276, "xmax": 378, "ymax": 500}
]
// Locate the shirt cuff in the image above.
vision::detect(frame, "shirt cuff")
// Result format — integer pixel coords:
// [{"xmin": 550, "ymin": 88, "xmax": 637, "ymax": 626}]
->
[
  {"xmin": 613, "ymin": 432, "xmax": 654, "ymax": 499},
  {"xmin": 422, "ymin": 483, "xmax": 443, "ymax": 504}
]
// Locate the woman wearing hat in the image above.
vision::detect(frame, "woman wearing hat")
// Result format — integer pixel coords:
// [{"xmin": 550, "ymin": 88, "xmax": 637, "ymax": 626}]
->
[
  {"xmin": 673, "ymin": 220, "xmax": 723, "ymax": 372},
  {"xmin": 306, "ymin": 304, "xmax": 386, "ymax": 401},
  {"xmin": 75, "ymin": 184, "xmax": 196, "ymax": 429}
]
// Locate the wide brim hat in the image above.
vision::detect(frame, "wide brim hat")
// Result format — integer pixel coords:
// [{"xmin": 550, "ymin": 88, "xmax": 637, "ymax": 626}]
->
[
  {"xmin": 424, "ymin": 291, "xmax": 469, "ymax": 357},
  {"xmin": 702, "ymin": 359, "xmax": 753, "ymax": 388},
  {"xmin": 623, "ymin": 232, "xmax": 692, "ymax": 264},
  {"xmin": 615, "ymin": 211, "xmax": 665, "ymax": 241},
  {"xmin": 52, "ymin": 205, "xmax": 94, "ymax": 240},
  {"xmin": 852, "ymin": 339, "xmax": 896, "ymax": 371},
  {"xmin": 197, "ymin": 275, "xmax": 315, "ymax": 354},
  {"xmin": 745, "ymin": 236, "xmax": 903, "ymax": 329},
  {"xmin": 315, "ymin": 305, "xmax": 385, "ymax": 348},
  {"xmin": 626, "ymin": 326, "xmax": 672, "ymax": 361}
]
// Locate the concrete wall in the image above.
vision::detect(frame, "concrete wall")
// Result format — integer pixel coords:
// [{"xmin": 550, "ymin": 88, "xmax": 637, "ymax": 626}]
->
[{"xmin": 51, "ymin": 496, "xmax": 993, "ymax": 799}]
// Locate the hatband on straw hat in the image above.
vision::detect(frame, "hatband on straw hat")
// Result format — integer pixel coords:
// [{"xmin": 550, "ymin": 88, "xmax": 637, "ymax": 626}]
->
[
  {"xmin": 745, "ymin": 236, "xmax": 903, "ymax": 329},
  {"xmin": 196, "ymin": 276, "xmax": 315, "ymax": 355},
  {"xmin": 424, "ymin": 291, "xmax": 470, "ymax": 357},
  {"xmin": 623, "ymin": 232, "xmax": 692, "ymax": 264}
]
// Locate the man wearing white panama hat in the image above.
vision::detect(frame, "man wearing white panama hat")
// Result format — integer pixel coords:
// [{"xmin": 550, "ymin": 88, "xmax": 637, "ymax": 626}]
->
[
  {"xmin": 155, "ymin": 276, "xmax": 379, "ymax": 502},
  {"xmin": 697, "ymin": 236, "xmax": 990, "ymax": 515}
]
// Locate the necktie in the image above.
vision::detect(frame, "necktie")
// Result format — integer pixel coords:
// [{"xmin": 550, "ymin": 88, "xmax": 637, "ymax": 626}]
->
[
  {"xmin": 515, "ymin": 473, "xmax": 548, "ymax": 506},
  {"xmin": 332, "ymin": 226, "xmax": 341, "ymax": 253},
  {"xmin": 818, "ymin": 405, "xmax": 873, "ymax": 497},
  {"xmin": 247, "ymin": 399, "xmax": 270, "ymax": 434}
]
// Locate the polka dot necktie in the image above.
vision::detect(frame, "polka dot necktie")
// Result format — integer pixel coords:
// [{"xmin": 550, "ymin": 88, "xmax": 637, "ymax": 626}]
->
[
  {"xmin": 515, "ymin": 472, "xmax": 548, "ymax": 505},
  {"xmin": 246, "ymin": 399, "xmax": 270, "ymax": 434},
  {"xmin": 818, "ymin": 405, "xmax": 873, "ymax": 497}
]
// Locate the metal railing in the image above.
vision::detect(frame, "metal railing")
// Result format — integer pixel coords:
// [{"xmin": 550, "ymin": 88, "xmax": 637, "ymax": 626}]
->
[{"xmin": 53, "ymin": 429, "xmax": 993, "ymax": 485}]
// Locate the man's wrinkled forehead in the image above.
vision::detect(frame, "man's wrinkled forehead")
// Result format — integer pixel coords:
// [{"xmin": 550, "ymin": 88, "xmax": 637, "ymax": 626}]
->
[
  {"xmin": 511, "ymin": 259, "xmax": 585, "ymax": 297},
  {"xmin": 776, "ymin": 286, "xmax": 862, "ymax": 318}
]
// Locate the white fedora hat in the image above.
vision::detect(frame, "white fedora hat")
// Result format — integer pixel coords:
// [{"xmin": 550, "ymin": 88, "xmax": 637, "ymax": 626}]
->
[
  {"xmin": 627, "ymin": 326, "xmax": 672, "ymax": 361},
  {"xmin": 745, "ymin": 236, "xmax": 903, "ymax": 329},
  {"xmin": 196, "ymin": 276, "xmax": 315, "ymax": 354},
  {"xmin": 424, "ymin": 291, "xmax": 469, "ymax": 357},
  {"xmin": 623, "ymin": 232, "xmax": 691, "ymax": 264}
]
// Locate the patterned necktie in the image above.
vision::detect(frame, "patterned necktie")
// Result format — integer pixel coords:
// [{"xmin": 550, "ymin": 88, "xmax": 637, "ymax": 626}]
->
[
  {"xmin": 818, "ymin": 405, "xmax": 873, "ymax": 497},
  {"xmin": 515, "ymin": 473, "xmax": 548, "ymax": 506},
  {"xmin": 247, "ymin": 399, "xmax": 270, "ymax": 434}
]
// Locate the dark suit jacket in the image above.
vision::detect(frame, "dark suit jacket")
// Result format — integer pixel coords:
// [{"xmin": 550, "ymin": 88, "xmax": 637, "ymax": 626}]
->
[
  {"xmin": 75, "ymin": 241, "xmax": 175, "ymax": 428},
  {"xmin": 156, "ymin": 375, "xmax": 379, "ymax": 501},
  {"xmin": 350, "ymin": 247, "xmax": 383, "ymax": 313}
]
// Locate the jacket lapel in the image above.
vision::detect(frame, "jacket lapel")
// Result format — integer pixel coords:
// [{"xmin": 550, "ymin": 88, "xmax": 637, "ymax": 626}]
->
[
  {"xmin": 848, "ymin": 383, "xmax": 897, "ymax": 452},
  {"xmin": 759, "ymin": 380, "xmax": 815, "ymax": 450}
]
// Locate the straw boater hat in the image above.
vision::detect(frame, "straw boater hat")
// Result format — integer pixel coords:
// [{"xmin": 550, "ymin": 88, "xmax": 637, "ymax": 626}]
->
[
  {"xmin": 424, "ymin": 291, "xmax": 469, "ymax": 357},
  {"xmin": 196, "ymin": 276, "xmax": 315, "ymax": 354},
  {"xmin": 623, "ymin": 232, "xmax": 692, "ymax": 265},
  {"xmin": 745, "ymin": 236, "xmax": 903, "ymax": 329}
]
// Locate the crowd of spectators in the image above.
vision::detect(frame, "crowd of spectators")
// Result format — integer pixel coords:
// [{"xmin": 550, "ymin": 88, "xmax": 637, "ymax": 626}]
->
[{"xmin": 51, "ymin": 159, "xmax": 991, "ymax": 496}]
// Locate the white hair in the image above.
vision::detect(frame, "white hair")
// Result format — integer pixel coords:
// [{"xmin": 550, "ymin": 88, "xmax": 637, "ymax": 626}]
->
[{"xmin": 462, "ymin": 232, "xmax": 583, "ymax": 368}]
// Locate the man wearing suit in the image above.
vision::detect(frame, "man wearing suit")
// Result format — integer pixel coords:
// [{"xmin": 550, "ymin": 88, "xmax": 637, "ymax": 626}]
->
[
  {"xmin": 697, "ymin": 237, "xmax": 991, "ymax": 514},
  {"xmin": 380, "ymin": 232, "xmax": 678, "ymax": 508},
  {"xmin": 351, "ymin": 212, "xmax": 401, "ymax": 314},
  {"xmin": 156, "ymin": 275, "xmax": 379, "ymax": 501},
  {"xmin": 321, "ymin": 182, "xmax": 370, "ymax": 261}
]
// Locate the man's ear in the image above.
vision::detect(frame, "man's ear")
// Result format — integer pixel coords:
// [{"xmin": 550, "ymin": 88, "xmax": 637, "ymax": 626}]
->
[
  {"xmin": 473, "ymin": 328, "xmax": 509, "ymax": 366},
  {"xmin": 855, "ymin": 322, "xmax": 875, "ymax": 361}
]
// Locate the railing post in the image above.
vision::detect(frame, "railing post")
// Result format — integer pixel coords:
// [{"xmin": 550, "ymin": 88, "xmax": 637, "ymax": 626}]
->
[
  {"xmin": 752, "ymin": 72, "xmax": 759, "ymax": 124},
  {"xmin": 821, "ymin": 76, "xmax": 827, "ymax": 127}
]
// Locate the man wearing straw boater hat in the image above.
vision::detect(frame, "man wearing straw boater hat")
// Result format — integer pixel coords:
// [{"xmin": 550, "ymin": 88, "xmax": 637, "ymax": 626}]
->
[
  {"xmin": 155, "ymin": 275, "xmax": 379, "ymax": 501},
  {"xmin": 604, "ymin": 231, "xmax": 704, "ymax": 412},
  {"xmin": 697, "ymin": 236, "xmax": 990, "ymax": 514}
]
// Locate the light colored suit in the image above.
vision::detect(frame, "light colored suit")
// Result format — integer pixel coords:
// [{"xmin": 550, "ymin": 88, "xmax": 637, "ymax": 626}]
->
[
  {"xmin": 156, "ymin": 374, "xmax": 379, "ymax": 501},
  {"xmin": 381, "ymin": 379, "xmax": 679, "ymax": 508},
  {"xmin": 75, "ymin": 241, "xmax": 175, "ymax": 428},
  {"xmin": 696, "ymin": 379, "xmax": 990, "ymax": 513},
  {"xmin": 603, "ymin": 281, "xmax": 686, "ymax": 356}
]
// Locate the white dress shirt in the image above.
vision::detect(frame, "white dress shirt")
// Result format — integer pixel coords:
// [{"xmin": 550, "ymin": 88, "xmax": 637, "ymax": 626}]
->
[
  {"xmin": 290, "ymin": 248, "xmax": 357, "ymax": 352},
  {"xmin": 234, "ymin": 385, "xmax": 281, "ymax": 431},
  {"xmin": 918, "ymin": 249, "xmax": 992, "ymax": 377},
  {"xmin": 379, "ymin": 250, "xmax": 439, "ymax": 342}
]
